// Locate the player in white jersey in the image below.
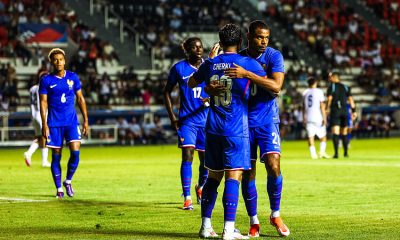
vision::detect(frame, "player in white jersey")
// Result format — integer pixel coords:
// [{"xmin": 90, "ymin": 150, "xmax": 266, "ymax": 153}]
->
[
  {"xmin": 24, "ymin": 71, "xmax": 51, "ymax": 167},
  {"xmin": 302, "ymin": 77, "xmax": 330, "ymax": 159}
]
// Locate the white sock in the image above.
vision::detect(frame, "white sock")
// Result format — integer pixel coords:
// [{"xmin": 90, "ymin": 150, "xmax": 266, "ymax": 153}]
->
[
  {"xmin": 250, "ymin": 215, "xmax": 260, "ymax": 225},
  {"xmin": 309, "ymin": 146, "xmax": 317, "ymax": 156},
  {"xmin": 224, "ymin": 221, "xmax": 235, "ymax": 233},
  {"xmin": 271, "ymin": 210, "xmax": 280, "ymax": 218},
  {"xmin": 57, "ymin": 187, "xmax": 63, "ymax": 192},
  {"xmin": 320, "ymin": 141, "xmax": 327, "ymax": 154},
  {"xmin": 64, "ymin": 180, "xmax": 71, "ymax": 184},
  {"xmin": 41, "ymin": 148, "xmax": 49, "ymax": 163},
  {"xmin": 202, "ymin": 217, "xmax": 212, "ymax": 228},
  {"xmin": 26, "ymin": 140, "xmax": 39, "ymax": 156},
  {"xmin": 185, "ymin": 196, "xmax": 192, "ymax": 201}
]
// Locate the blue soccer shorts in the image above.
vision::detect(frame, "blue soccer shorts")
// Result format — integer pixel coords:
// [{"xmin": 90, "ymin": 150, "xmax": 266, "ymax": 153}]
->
[
  {"xmin": 205, "ymin": 133, "xmax": 250, "ymax": 172},
  {"xmin": 250, "ymin": 123, "xmax": 281, "ymax": 162},
  {"xmin": 46, "ymin": 124, "xmax": 81, "ymax": 148},
  {"xmin": 177, "ymin": 124, "xmax": 205, "ymax": 151}
]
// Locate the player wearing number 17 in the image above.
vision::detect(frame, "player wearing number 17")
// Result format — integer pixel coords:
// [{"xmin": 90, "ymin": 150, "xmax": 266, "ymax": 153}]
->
[
  {"xmin": 189, "ymin": 23, "xmax": 266, "ymax": 240},
  {"xmin": 39, "ymin": 48, "xmax": 89, "ymax": 199}
]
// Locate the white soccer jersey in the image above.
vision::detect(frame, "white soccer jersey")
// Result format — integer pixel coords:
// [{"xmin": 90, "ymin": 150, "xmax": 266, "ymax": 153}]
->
[
  {"xmin": 303, "ymin": 88, "xmax": 325, "ymax": 124},
  {"xmin": 29, "ymin": 85, "xmax": 41, "ymax": 122}
]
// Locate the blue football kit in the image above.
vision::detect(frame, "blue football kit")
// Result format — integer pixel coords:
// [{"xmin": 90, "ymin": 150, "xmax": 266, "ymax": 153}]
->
[
  {"xmin": 167, "ymin": 59, "xmax": 209, "ymax": 151},
  {"xmin": 192, "ymin": 52, "xmax": 266, "ymax": 171},
  {"xmin": 239, "ymin": 47, "xmax": 284, "ymax": 161},
  {"xmin": 39, "ymin": 70, "xmax": 82, "ymax": 148}
]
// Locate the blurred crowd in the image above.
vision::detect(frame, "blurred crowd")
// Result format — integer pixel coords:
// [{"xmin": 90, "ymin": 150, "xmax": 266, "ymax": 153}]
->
[{"xmin": 364, "ymin": 0, "xmax": 400, "ymax": 31}]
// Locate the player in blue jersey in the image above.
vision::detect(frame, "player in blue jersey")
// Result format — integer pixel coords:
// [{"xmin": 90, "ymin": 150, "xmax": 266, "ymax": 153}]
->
[
  {"xmin": 163, "ymin": 37, "xmax": 209, "ymax": 210},
  {"xmin": 39, "ymin": 48, "xmax": 89, "ymax": 198},
  {"xmin": 222, "ymin": 20, "xmax": 290, "ymax": 237},
  {"xmin": 189, "ymin": 23, "xmax": 266, "ymax": 240}
]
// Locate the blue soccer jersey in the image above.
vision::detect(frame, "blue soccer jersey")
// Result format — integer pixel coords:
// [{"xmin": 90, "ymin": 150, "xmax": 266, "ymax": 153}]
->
[
  {"xmin": 167, "ymin": 59, "xmax": 209, "ymax": 127},
  {"xmin": 193, "ymin": 53, "xmax": 266, "ymax": 137},
  {"xmin": 39, "ymin": 70, "xmax": 81, "ymax": 127},
  {"xmin": 239, "ymin": 47, "xmax": 284, "ymax": 127}
]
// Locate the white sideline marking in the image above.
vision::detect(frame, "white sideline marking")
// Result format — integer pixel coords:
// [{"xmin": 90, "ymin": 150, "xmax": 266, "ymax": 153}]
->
[
  {"xmin": 286, "ymin": 160, "xmax": 400, "ymax": 168},
  {"xmin": 0, "ymin": 197, "xmax": 49, "ymax": 203}
]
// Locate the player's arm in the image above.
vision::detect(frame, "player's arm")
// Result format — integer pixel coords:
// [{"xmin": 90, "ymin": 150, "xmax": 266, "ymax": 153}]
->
[
  {"xmin": 39, "ymin": 93, "xmax": 49, "ymax": 138},
  {"xmin": 163, "ymin": 83, "xmax": 179, "ymax": 130},
  {"xmin": 76, "ymin": 90, "xmax": 89, "ymax": 136},
  {"xmin": 320, "ymin": 101, "xmax": 327, "ymax": 126},
  {"xmin": 348, "ymin": 96, "xmax": 357, "ymax": 120},
  {"xmin": 302, "ymin": 100, "xmax": 307, "ymax": 126},
  {"xmin": 224, "ymin": 63, "xmax": 283, "ymax": 94}
]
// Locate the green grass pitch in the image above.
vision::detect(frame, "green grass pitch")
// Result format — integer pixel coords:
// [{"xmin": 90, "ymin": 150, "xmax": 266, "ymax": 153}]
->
[{"xmin": 0, "ymin": 138, "xmax": 399, "ymax": 239}]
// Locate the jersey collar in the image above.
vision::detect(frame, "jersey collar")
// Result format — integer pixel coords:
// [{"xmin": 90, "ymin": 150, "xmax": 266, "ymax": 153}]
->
[{"xmin": 53, "ymin": 71, "xmax": 66, "ymax": 79}]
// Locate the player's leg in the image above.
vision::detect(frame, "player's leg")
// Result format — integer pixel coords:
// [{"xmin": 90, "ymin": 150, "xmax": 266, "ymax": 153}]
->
[
  {"xmin": 177, "ymin": 124, "xmax": 199, "ymax": 209},
  {"xmin": 181, "ymin": 147, "xmax": 195, "ymax": 209},
  {"xmin": 341, "ymin": 125, "xmax": 349, "ymax": 157},
  {"xmin": 47, "ymin": 127, "xmax": 64, "ymax": 198},
  {"xmin": 316, "ymin": 125, "xmax": 330, "ymax": 158},
  {"xmin": 199, "ymin": 133, "xmax": 222, "ymax": 238},
  {"xmin": 260, "ymin": 123, "xmax": 290, "ymax": 237},
  {"xmin": 242, "ymin": 128, "xmax": 259, "ymax": 237},
  {"xmin": 331, "ymin": 125, "xmax": 340, "ymax": 158},
  {"xmin": 24, "ymin": 138, "xmax": 39, "ymax": 166},
  {"xmin": 195, "ymin": 127, "xmax": 208, "ymax": 204},
  {"xmin": 306, "ymin": 123, "xmax": 318, "ymax": 159},
  {"xmin": 64, "ymin": 125, "xmax": 82, "ymax": 197},
  {"xmin": 38, "ymin": 136, "xmax": 50, "ymax": 167},
  {"xmin": 221, "ymin": 136, "xmax": 250, "ymax": 239}
]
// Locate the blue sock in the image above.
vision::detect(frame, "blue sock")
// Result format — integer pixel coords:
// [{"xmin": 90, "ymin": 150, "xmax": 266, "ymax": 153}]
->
[
  {"xmin": 242, "ymin": 178, "xmax": 258, "ymax": 217},
  {"xmin": 180, "ymin": 161, "xmax": 192, "ymax": 198},
  {"xmin": 201, "ymin": 178, "xmax": 220, "ymax": 218},
  {"xmin": 223, "ymin": 178, "xmax": 240, "ymax": 222},
  {"xmin": 347, "ymin": 133, "xmax": 352, "ymax": 142},
  {"xmin": 51, "ymin": 153, "xmax": 62, "ymax": 189},
  {"xmin": 198, "ymin": 160, "xmax": 208, "ymax": 188},
  {"xmin": 66, "ymin": 150, "xmax": 80, "ymax": 181},
  {"xmin": 267, "ymin": 175, "xmax": 283, "ymax": 211}
]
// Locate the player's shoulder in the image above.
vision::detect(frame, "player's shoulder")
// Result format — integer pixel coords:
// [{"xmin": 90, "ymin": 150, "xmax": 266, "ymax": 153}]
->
[
  {"xmin": 302, "ymin": 88, "xmax": 310, "ymax": 96},
  {"xmin": 66, "ymin": 70, "xmax": 79, "ymax": 79},
  {"xmin": 29, "ymin": 84, "xmax": 39, "ymax": 92},
  {"xmin": 265, "ymin": 47, "xmax": 283, "ymax": 58},
  {"xmin": 171, "ymin": 59, "xmax": 187, "ymax": 69}
]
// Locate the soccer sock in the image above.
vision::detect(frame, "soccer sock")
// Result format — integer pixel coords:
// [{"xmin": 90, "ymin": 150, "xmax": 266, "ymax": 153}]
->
[
  {"xmin": 241, "ymin": 178, "xmax": 258, "ymax": 219},
  {"xmin": 224, "ymin": 221, "xmax": 235, "ymax": 233},
  {"xmin": 201, "ymin": 178, "xmax": 220, "ymax": 219},
  {"xmin": 180, "ymin": 161, "xmax": 192, "ymax": 198},
  {"xmin": 198, "ymin": 160, "xmax": 208, "ymax": 188},
  {"xmin": 309, "ymin": 146, "xmax": 317, "ymax": 156},
  {"xmin": 26, "ymin": 139, "xmax": 39, "ymax": 156},
  {"xmin": 51, "ymin": 153, "xmax": 62, "ymax": 189},
  {"xmin": 41, "ymin": 148, "xmax": 49, "ymax": 164},
  {"xmin": 333, "ymin": 134, "xmax": 340, "ymax": 156},
  {"xmin": 223, "ymin": 178, "xmax": 240, "ymax": 222},
  {"xmin": 201, "ymin": 217, "xmax": 212, "ymax": 229},
  {"xmin": 347, "ymin": 132, "xmax": 352, "ymax": 142},
  {"xmin": 320, "ymin": 142, "xmax": 327, "ymax": 154},
  {"xmin": 341, "ymin": 135, "xmax": 349, "ymax": 155},
  {"xmin": 267, "ymin": 175, "xmax": 283, "ymax": 212},
  {"xmin": 66, "ymin": 150, "xmax": 80, "ymax": 181}
]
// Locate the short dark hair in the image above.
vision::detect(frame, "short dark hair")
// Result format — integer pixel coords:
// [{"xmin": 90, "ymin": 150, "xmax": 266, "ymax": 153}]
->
[
  {"xmin": 181, "ymin": 37, "xmax": 202, "ymax": 54},
  {"xmin": 219, "ymin": 23, "xmax": 241, "ymax": 47},
  {"xmin": 248, "ymin": 20, "xmax": 270, "ymax": 35},
  {"xmin": 307, "ymin": 77, "xmax": 317, "ymax": 87}
]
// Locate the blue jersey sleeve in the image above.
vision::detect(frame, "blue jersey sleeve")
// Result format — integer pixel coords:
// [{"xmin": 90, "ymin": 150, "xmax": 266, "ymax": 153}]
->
[
  {"xmin": 246, "ymin": 58, "xmax": 267, "ymax": 77},
  {"xmin": 193, "ymin": 61, "xmax": 209, "ymax": 84},
  {"xmin": 270, "ymin": 51, "xmax": 284, "ymax": 73},
  {"xmin": 167, "ymin": 65, "xmax": 179, "ymax": 88},
  {"xmin": 39, "ymin": 76, "xmax": 48, "ymax": 94},
  {"xmin": 73, "ymin": 73, "xmax": 82, "ymax": 92}
]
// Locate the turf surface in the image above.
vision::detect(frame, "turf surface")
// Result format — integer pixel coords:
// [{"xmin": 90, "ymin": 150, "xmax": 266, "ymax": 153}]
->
[{"xmin": 0, "ymin": 138, "xmax": 399, "ymax": 239}]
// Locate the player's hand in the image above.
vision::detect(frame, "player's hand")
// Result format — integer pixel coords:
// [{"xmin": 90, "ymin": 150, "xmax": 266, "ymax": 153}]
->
[
  {"xmin": 205, "ymin": 81, "xmax": 226, "ymax": 96},
  {"xmin": 42, "ymin": 124, "xmax": 49, "ymax": 139},
  {"xmin": 82, "ymin": 121, "xmax": 89, "ymax": 137},
  {"xmin": 352, "ymin": 112, "xmax": 358, "ymax": 121},
  {"xmin": 208, "ymin": 42, "xmax": 221, "ymax": 59},
  {"xmin": 172, "ymin": 119, "xmax": 180, "ymax": 131},
  {"xmin": 224, "ymin": 63, "xmax": 247, "ymax": 79}
]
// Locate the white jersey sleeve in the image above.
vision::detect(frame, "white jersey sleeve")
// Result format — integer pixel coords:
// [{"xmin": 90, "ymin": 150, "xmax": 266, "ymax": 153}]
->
[{"xmin": 29, "ymin": 85, "xmax": 40, "ymax": 120}]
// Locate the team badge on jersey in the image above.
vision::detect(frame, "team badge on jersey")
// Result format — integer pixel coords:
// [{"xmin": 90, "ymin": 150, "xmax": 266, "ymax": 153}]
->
[{"xmin": 67, "ymin": 79, "xmax": 74, "ymax": 90}]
